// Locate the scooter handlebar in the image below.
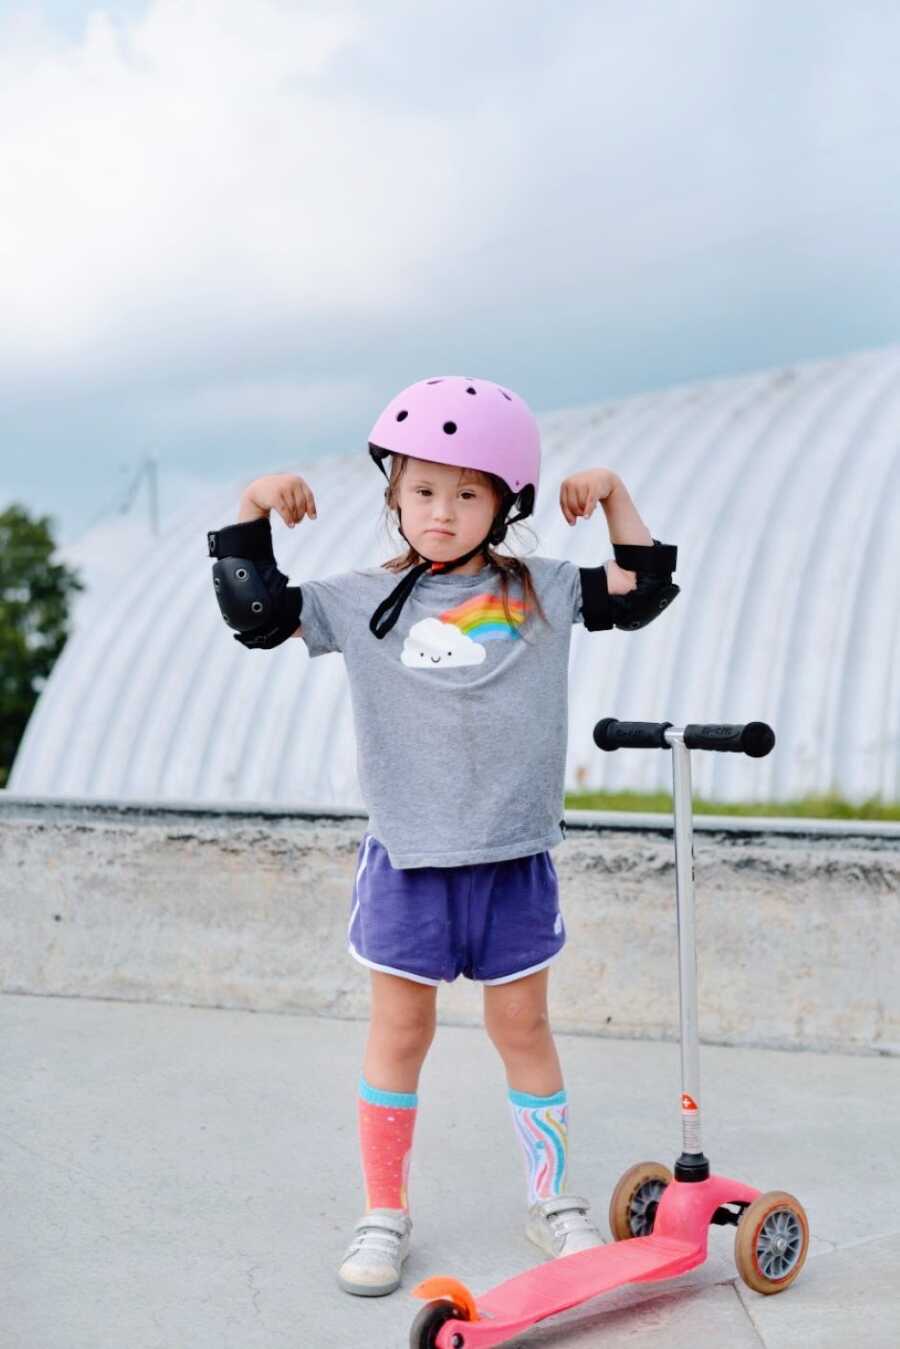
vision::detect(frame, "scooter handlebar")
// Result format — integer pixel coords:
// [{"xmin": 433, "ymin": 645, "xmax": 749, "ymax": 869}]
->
[
  {"xmin": 592, "ymin": 719, "xmax": 673, "ymax": 751},
  {"xmin": 593, "ymin": 718, "xmax": 775, "ymax": 757}
]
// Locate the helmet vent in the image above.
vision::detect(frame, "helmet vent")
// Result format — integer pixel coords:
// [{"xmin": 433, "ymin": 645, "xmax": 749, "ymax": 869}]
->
[
  {"xmin": 466, "ymin": 386, "xmax": 476, "ymax": 394},
  {"xmin": 499, "ymin": 389, "xmax": 512, "ymax": 400},
  {"xmin": 396, "ymin": 410, "xmax": 408, "ymax": 421},
  {"xmin": 426, "ymin": 379, "xmax": 443, "ymax": 384},
  {"xmin": 443, "ymin": 421, "xmax": 457, "ymax": 434}
]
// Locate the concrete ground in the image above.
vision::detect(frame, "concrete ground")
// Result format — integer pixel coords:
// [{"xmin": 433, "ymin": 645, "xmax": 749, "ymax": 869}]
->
[{"xmin": 2, "ymin": 991, "xmax": 898, "ymax": 1349}]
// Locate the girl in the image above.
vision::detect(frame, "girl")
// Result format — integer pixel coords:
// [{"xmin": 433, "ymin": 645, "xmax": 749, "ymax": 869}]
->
[{"xmin": 207, "ymin": 375, "xmax": 679, "ymax": 1299}]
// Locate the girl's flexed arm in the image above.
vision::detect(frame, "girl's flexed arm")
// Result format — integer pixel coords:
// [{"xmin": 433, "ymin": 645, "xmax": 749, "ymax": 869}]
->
[
  {"xmin": 560, "ymin": 467, "xmax": 679, "ymax": 631},
  {"xmin": 207, "ymin": 474, "xmax": 318, "ymax": 649},
  {"xmin": 560, "ymin": 469, "xmax": 650, "ymax": 593}
]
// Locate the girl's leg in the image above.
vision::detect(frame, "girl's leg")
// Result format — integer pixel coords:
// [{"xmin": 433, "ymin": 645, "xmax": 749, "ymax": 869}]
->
[
  {"xmin": 482, "ymin": 966, "xmax": 562, "ymax": 1096},
  {"xmin": 357, "ymin": 970, "xmax": 438, "ymax": 1213},
  {"xmin": 363, "ymin": 969, "xmax": 438, "ymax": 1091},
  {"xmin": 484, "ymin": 967, "xmax": 570, "ymax": 1204}
]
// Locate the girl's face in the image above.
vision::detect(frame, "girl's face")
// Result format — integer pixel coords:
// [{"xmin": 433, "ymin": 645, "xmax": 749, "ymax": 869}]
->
[{"xmin": 396, "ymin": 457, "xmax": 499, "ymax": 574}]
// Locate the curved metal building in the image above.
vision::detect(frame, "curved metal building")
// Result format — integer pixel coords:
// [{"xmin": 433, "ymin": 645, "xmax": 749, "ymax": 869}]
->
[{"xmin": 9, "ymin": 345, "xmax": 900, "ymax": 808}]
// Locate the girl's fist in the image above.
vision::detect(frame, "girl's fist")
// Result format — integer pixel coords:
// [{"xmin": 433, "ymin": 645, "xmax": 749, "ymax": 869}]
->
[
  {"xmin": 559, "ymin": 469, "xmax": 617, "ymax": 526},
  {"xmin": 246, "ymin": 473, "xmax": 318, "ymax": 528}
]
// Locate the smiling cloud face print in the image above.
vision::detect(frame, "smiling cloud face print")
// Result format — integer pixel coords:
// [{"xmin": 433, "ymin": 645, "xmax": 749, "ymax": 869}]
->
[
  {"xmin": 401, "ymin": 617, "xmax": 486, "ymax": 668},
  {"xmin": 400, "ymin": 592, "xmax": 529, "ymax": 670}
]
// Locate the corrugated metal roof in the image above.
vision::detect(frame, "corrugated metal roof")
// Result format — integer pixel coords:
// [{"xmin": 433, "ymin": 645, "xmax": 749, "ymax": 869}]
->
[{"xmin": 10, "ymin": 344, "xmax": 900, "ymax": 807}]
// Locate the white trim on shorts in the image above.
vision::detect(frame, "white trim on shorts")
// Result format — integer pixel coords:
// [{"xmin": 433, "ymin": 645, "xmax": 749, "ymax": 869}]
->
[
  {"xmin": 347, "ymin": 942, "xmax": 442, "ymax": 987},
  {"xmin": 346, "ymin": 833, "xmax": 375, "ymax": 942},
  {"xmin": 347, "ymin": 942, "xmax": 563, "ymax": 987},
  {"xmin": 479, "ymin": 949, "xmax": 564, "ymax": 985},
  {"xmin": 348, "ymin": 832, "xmax": 442, "ymax": 985}
]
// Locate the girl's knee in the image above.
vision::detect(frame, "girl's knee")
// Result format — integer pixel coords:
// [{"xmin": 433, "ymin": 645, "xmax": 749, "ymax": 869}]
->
[
  {"xmin": 485, "ymin": 1005, "xmax": 550, "ymax": 1053},
  {"xmin": 369, "ymin": 973, "xmax": 437, "ymax": 1055},
  {"xmin": 371, "ymin": 1013, "xmax": 435, "ymax": 1056},
  {"xmin": 483, "ymin": 970, "xmax": 550, "ymax": 1048}
]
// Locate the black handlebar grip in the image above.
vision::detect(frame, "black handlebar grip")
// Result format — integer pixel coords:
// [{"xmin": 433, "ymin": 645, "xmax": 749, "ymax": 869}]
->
[
  {"xmin": 593, "ymin": 718, "xmax": 673, "ymax": 751},
  {"xmin": 683, "ymin": 722, "xmax": 775, "ymax": 757},
  {"xmin": 593, "ymin": 718, "xmax": 775, "ymax": 757}
]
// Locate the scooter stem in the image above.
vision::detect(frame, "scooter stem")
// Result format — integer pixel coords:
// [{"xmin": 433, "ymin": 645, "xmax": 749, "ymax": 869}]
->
[{"xmin": 667, "ymin": 728, "xmax": 709, "ymax": 1181}]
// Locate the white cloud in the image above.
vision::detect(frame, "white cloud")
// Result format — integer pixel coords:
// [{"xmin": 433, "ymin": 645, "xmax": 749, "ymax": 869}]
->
[
  {"xmin": 0, "ymin": 0, "xmax": 515, "ymax": 381},
  {"xmin": 401, "ymin": 616, "xmax": 486, "ymax": 668},
  {"xmin": 147, "ymin": 373, "xmax": 377, "ymax": 431},
  {"xmin": 1, "ymin": 0, "xmax": 899, "ymax": 400}
]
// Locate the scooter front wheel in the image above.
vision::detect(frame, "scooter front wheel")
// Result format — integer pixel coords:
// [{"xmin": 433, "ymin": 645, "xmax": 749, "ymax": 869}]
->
[
  {"xmin": 409, "ymin": 1298, "xmax": 469, "ymax": 1348},
  {"xmin": 608, "ymin": 1161, "xmax": 674, "ymax": 1240},
  {"xmin": 734, "ymin": 1190, "xmax": 809, "ymax": 1294}
]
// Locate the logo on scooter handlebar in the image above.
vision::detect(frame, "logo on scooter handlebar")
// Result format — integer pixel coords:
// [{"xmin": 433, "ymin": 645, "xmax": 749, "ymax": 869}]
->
[{"xmin": 681, "ymin": 1093, "xmax": 699, "ymax": 1112}]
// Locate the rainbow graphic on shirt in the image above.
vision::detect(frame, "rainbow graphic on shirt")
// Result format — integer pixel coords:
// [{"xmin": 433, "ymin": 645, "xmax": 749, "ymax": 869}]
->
[{"xmin": 438, "ymin": 592, "xmax": 528, "ymax": 642}]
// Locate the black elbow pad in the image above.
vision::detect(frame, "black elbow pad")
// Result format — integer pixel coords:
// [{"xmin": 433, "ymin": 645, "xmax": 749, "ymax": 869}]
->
[
  {"xmin": 580, "ymin": 539, "xmax": 680, "ymax": 633},
  {"xmin": 207, "ymin": 516, "xmax": 304, "ymax": 650},
  {"xmin": 609, "ymin": 574, "xmax": 680, "ymax": 630}
]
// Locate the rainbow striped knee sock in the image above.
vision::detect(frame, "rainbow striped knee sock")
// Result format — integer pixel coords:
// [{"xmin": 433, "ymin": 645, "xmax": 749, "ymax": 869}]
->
[{"xmin": 507, "ymin": 1086, "xmax": 569, "ymax": 1206}]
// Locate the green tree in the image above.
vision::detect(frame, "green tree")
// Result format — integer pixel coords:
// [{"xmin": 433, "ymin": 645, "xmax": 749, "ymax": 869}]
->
[{"xmin": 0, "ymin": 504, "xmax": 86, "ymax": 787}]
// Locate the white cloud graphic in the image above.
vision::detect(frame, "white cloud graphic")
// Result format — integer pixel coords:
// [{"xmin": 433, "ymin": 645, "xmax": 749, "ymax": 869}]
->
[{"xmin": 401, "ymin": 617, "xmax": 486, "ymax": 668}]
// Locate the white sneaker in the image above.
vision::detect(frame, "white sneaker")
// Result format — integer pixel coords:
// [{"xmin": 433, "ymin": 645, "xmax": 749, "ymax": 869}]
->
[
  {"xmin": 337, "ymin": 1208, "xmax": 413, "ymax": 1296},
  {"xmin": 526, "ymin": 1194, "xmax": 608, "ymax": 1258}
]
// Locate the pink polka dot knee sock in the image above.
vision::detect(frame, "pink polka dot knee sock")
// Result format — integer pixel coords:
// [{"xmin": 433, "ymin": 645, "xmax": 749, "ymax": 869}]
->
[{"xmin": 357, "ymin": 1075, "xmax": 418, "ymax": 1212}]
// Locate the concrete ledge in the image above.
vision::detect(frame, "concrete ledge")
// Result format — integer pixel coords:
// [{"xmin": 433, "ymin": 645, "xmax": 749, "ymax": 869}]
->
[
  {"xmin": 2, "ymin": 794, "xmax": 898, "ymax": 1055},
  {"xmin": 4, "ymin": 791, "xmax": 899, "ymax": 838}
]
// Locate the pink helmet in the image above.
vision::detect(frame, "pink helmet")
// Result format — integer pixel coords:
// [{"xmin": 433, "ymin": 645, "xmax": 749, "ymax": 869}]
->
[{"xmin": 367, "ymin": 375, "xmax": 541, "ymax": 517}]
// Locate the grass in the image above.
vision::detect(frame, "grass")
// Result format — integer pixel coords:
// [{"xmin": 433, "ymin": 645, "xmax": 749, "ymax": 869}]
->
[{"xmin": 564, "ymin": 790, "xmax": 900, "ymax": 821}]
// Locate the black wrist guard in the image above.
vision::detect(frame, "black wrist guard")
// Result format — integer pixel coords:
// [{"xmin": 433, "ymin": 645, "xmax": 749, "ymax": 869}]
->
[{"xmin": 207, "ymin": 516, "xmax": 303, "ymax": 650}]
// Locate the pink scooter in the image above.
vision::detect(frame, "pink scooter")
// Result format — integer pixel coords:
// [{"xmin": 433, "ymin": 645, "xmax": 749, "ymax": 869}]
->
[{"xmin": 410, "ymin": 719, "xmax": 809, "ymax": 1348}]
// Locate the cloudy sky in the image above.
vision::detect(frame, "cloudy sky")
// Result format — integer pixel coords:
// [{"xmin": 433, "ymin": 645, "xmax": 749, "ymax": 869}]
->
[{"xmin": 2, "ymin": 0, "xmax": 899, "ymax": 544}]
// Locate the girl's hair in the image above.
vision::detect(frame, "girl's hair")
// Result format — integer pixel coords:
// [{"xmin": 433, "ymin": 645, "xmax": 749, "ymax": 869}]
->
[{"xmin": 379, "ymin": 453, "xmax": 549, "ymax": 637}]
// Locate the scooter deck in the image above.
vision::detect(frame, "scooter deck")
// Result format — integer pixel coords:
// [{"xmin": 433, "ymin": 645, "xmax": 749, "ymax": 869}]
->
[{"xmin": 420, "ymin": 1235, "xmax": 703, "ymax": 1347}]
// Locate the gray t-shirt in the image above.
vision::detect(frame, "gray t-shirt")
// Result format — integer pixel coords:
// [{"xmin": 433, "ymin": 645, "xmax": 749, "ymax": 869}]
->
[{"xmin": 298, "ymin": 555, "xmax": 591, "ymax": 868}]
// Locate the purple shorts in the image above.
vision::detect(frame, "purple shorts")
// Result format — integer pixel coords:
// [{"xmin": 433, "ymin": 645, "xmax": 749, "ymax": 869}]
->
[{"xmin": 347, "ymin": 833, "xmax": 566, "ymax": 986}]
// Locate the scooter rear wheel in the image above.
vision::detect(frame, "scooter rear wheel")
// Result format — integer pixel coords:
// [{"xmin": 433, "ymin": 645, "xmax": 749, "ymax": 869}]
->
[
  {"xmin": 734, "ymin": 1190, "xmax": 809, "ymax": 1294},
  {"xmin": 410, "ymin": 1299, "xmax": 469, "ymax": 1348},
  {"xmin": 608, "ymin": 1161, "xmax": 673, "ymax": 1240}
]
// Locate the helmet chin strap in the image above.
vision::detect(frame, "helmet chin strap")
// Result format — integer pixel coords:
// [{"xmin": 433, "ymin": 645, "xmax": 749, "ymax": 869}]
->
[{"xmin": 369, "ymin": 504, "xmax": 509, "ymax": 640}]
